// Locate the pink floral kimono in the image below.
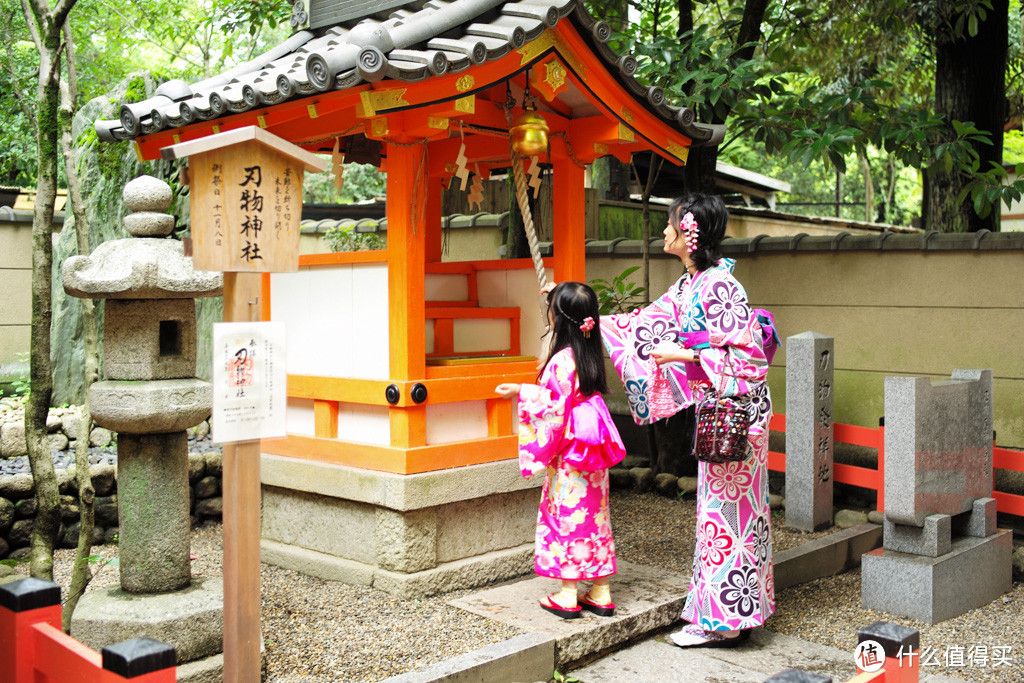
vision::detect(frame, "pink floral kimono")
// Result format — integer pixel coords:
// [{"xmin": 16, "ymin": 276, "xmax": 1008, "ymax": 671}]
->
[
  {"xmin": 601, "ymin": 258, "xmax": 777, "ymax": 631},
  {"xmin": 517, "ymin": 348, "xmax": 627, "ymax": 581}
]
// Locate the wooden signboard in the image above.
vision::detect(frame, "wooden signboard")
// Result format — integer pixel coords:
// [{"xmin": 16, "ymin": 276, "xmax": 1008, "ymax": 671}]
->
[
  {"xmin": 163, "ymin": 127, "xmax": 328, "ymax": 272},
  {"xmin": 161, "ymin": 127, "xmax": 326, "ymax": 682}
]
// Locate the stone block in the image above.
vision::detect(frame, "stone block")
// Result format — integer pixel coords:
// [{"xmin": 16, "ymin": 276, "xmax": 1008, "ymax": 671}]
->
[
  {"xmin": 90, "ymin": 427, "xmax": 114, "ymax": 447},
  {"xmin": 70, "ymin": 577, "xmax": 223, "ymax": 665},
  {"xmin": 608, "ymin": 468, "xmax": 631, "ymax": 490},
  {"xmin": 187, "ymin": 453, "xmax": 206, "ymax": 484},
  {"xmin": 116, "ymin": 432, "xmax": 191, "ymax": 593},
  {"xmin": 14, "ymin": 497, "xmax": 36, "ymax": 518},
  {"xmin": 629, "ymin": 467, "xmax": 654, "ymax": 491},
  {"xmin": 376, "ymin": 507, "xmax": 437, "ymax": 573},
  {"xmin": 381, "ymin": 632, "xmax": 555, "ymax": 683},
  {"xmin": 621, "ymin": 455, "xmax": 650, "ymax": 469},
  {"xmin": 1, "ymin": 421, "xmax": 26, "ymax": 457},
  {"xmin": 784, "ymin": 332, "xmax": 834, "ymax": 532},
  {"xmin": 435, "ymin": 488, "xmax": 535, "ymax": 564},
  {"xmin": 0, "ymin": 537, "xmax": 8, "ymax": 559},
  {"xmin": 0, "ymin": 497, "xmax": 13, "ymax": 535},
  {"xmin": 61, "ymin": 411, "xmax": 88, "ymax": 441},
  {"xmin": 883, "ymin": 514, "xmax": 950, "ymax": 557},
  {"xmin": 123, "ymin": 174, "xmax": 173, "ymax": 213},
  {"xmin": 8, "ymin": 519, "xmax": 33, "ymax": 548},
  {"xmin": 195, "ymin": 497, "xmax": 221, "ymax": 519},
  {"xmin": 46, "ymin": 412, "xmax": 63, "ymax": 432},
  {"xmin": 955, "ymin": 496, "xmax": 996, "ymax": 538},
  {"xmin": 654, "ymin": 473, "xmax": 678, "ymax": 495},
  {"xmin": 861, "ymin": 530, "xmax": 1012, "ymax": 624},
  {"xmin": 89, "ymin": 463, "xmax": 116, "ymax": 497},
  {"xmin": 60, "ymin": 495, "xmax": 79, "ymax": 522},
  {"xmin": 677, "ymin": 476, "xmax": 698, "ymax": 496},
  {"xmin": 193, "ymin": 475, "xmax": 219, "ymax": 499},
  {"xmin": 56, "ymin": 469, "xmax": 75, "ymax": 495},
  {"xmin": 0, "ymin": 474, "xmax": 32, "ymax": 500},
  {"xmin": 47, "ymin": 433, "xmax": 69, "ymax": 452},
  {"xmin": 94, "ymin": 495, "xmax": 119, "ymax": 528},
  {"xmin": 103, "ymin": 299, "xmax": 198, "ymax": 381},
  {"xmin": 774, "ymin": 523, "xmax": 881, "ymax": 591},
  {"xmin": 262, "ymin": 486, "xmax": 377, "ymax": 564},
  {"xmin": 203, "ymin": 452, "xmax": 222, "ymax": 477},
  {"xmin": 90, "ymin": 378, "xmax": 212, "ymax": 434},
  {"xmin": 883, "ymin": 370, "xmax": 993, "ymax": 527}
]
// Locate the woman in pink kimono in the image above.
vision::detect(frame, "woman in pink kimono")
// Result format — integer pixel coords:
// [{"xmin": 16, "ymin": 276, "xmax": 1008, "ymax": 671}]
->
[
  {"xmin": 601, "ymin": 194, "xmax": 778, "ymax": 647},
  {"xmin": 496, "ymin": 282, "xmax": 626, "ymax": 619}
]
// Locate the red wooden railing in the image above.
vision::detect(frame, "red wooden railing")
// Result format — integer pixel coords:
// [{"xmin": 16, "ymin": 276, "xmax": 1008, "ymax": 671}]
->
[
  {"xmin": 767, "ymin": 413, "xmax": 1024, "ymax": 518},
  {"xmin": 0, "ymin": 577, "xmax": 177, "ymax": 683}
]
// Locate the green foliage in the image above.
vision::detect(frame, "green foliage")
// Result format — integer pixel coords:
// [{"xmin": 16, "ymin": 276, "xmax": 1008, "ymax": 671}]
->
[
  {"xmin": 9, "ymin": 352, "xmax": 30, "ymax": 398},
  {"xmin": 324, "ymin": 224, "xmax": 386, "ymax": 252},
  {"xmin": 591, "ymin": 266, "xmax": 646, "ymax": 315},
  {"xmin": 552, "ymin": 670, "xmax": 580, "ymax": 683},
  {"xmin": 304, "ymin": 162, "xmax": 387, "ymax": 204}
]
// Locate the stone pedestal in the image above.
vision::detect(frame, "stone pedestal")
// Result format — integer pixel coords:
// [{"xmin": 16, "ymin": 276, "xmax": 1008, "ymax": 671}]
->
[
  {"xmin": 260, "ymin": 454, "xmax": 541, "ymax": 597},
  {"xmin": 861, "ymin": 530, "xmax": 1012, "ymax": 624},
  {"xmin": 116, "ymin": 432, "xmax": 191, "ymax": 593}
]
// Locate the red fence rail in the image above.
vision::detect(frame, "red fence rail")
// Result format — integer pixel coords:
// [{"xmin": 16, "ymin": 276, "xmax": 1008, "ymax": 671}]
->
[
  {"xmin": 0, "ymin": 577, "xmax": 177, "ymax": 683},
  {"xmin": 767, "ymin": 413, "xmax": 1024, "ymax": 518}
]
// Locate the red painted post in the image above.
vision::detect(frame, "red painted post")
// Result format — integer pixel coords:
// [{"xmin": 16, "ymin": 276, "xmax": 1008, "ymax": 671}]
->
[{"xmin": 0, "ymin": 577, "xmax": 62, "ymax": 683}]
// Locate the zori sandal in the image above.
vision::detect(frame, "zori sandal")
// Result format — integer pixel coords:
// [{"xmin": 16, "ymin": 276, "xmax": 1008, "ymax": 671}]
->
[
  {"xmin": 578, "ymin": 591, "xmax": 616, "ymax": 617},
  {"xmin": 539, "ymin": 594, "xmax": 582, "ymax": 619}
]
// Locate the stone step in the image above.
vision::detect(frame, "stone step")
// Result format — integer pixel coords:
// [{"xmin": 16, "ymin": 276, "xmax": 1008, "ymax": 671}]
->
[{"xmin": 448, "ymin": 560, "xmax": 691, "ymax": 668}]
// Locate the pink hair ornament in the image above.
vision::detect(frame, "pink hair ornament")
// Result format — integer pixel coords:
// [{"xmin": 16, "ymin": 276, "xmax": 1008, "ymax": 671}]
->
[
  {"xmin": 680, "ymin": 211, "xmax": 699, "ymax": 254},
  {"xmin": 579, "ymin": 316, "xmax": 595, "ymax": 338}
]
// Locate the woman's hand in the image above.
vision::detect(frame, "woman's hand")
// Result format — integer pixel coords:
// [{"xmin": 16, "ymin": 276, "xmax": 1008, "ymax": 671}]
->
[
  {"xmin": 494, "ymin": 383, "xmax": 521, "ymax": 399},
  {"xmin": 650, "ymin": 341, "xmax": 697, "ymax": 365}
]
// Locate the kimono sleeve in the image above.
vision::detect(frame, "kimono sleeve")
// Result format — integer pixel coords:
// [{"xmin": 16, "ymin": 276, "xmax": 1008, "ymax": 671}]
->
[
  {"xmin": 695, "ymin": 274, "xmax": 769, "ymax": 396},
  {"xmin": 516, "ymin": 350, "xmax": 576, "ymax": 477}
]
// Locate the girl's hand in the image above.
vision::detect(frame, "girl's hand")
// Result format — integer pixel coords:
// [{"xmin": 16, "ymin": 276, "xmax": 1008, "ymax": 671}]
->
[
  {"xmin": 650, "ymin": 341, "xmax": 694, "ymax": 365},
  {"xmin": 540, "ymin": 282, "xmax": 557, "ymax": 297},
  {"xmin": 495, "ymin": 383, "xmax": 520, "ymax": 399}
]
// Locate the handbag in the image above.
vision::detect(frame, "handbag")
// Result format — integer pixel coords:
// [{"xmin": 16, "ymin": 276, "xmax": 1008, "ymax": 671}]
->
[
  {"xmin": 693, "ymin": 351, "xmax": 751, "ymax": 464},
  {"xmin": 647, "ymin": 358, "xmax": 678, "ymax": 419}
]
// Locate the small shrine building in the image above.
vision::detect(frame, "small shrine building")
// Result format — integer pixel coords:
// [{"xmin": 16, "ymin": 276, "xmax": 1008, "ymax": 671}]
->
[{"xmin": 96, "ymin": 0, "xmax": 723, "ymax": 595}]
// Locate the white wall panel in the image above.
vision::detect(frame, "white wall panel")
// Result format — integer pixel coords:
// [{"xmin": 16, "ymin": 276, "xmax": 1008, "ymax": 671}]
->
[
  {"xmin": 453, "ymin": 319, "xmax": 509, "ymax": 352},
  {"xmin": 338, "ymin": 404, "xmax": 391, "ymax": 445},
  {"xmin": 350, "ymin": 265, "xmax": 390, "ymax": 379},
  {"xmin": 425, "ymin": 401, "xmax": 488, "ymax": 445},
  {"xmin": 425, "ymin": 273, "xmax": 469, "ymax": 302},
  {"xmin": 286, "ymin": 398, "xmax": 315, "ymax": 436}
]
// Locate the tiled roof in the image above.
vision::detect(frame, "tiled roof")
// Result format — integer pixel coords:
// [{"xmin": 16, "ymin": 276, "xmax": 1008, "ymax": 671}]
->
[
  {"xmin": 96, "ymin": 0, "xmax": 723, "ymax": 146},
  {"xmin": 300, "ymin": 211, "xmax": 508, "ymax": 233}
]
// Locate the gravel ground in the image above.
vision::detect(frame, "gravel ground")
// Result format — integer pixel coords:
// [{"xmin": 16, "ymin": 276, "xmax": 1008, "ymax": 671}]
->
[{"xmin": 8, "ymin": 489, "xmax": 1021, "ymax": 682}]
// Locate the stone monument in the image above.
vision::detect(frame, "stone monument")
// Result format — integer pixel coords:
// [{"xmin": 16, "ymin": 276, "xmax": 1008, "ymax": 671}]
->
[
  {"xmin": 63, "ymin": 176, "xmax": 228, "ymax": 680},
  {"xmin": 861, "ymin": 369, "xmax": 1012, "ymax": 624},
  {"xmin": 785, "ymin": 331, "xmax": 834, "ymax": 531}
]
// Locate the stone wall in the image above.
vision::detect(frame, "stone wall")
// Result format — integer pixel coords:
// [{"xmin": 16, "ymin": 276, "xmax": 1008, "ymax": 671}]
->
[{"xmin": 0, "ymin": 405, "xmax": 222, "ymax": 561}]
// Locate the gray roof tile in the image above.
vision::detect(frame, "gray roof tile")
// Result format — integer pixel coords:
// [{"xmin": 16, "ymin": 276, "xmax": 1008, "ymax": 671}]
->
[{"xmin": 97, "ymin": 0, "xmax": 722, "ymax": 147}]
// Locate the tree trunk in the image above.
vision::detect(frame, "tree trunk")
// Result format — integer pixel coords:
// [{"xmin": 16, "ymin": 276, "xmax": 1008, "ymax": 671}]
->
[
  {"xmin": 59, "ymin": 22, "xmax": 99, "ymax": 631},
  {"xmin": 926, "ymin": 0, "xmax": 1008, "ymax": 232},
  {"xmin": 676, "ymin": 0, "xmax": 692, "ymax": 37},
  {"xmin": 23, "ymin": 0, "xmax": 81, "ymax": 583}
]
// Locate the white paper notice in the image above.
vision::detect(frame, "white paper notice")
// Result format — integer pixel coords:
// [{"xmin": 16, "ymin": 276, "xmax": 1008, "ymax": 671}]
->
[{"xmin": 212, "ymin": 321, "xmax": 286, "ymax": 444}]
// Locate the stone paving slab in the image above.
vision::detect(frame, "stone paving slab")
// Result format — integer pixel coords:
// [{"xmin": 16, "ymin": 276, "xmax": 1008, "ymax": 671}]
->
[
  {"xmin": 448, "ymin": 560, "xmax": 691, "ymax": 666},
  {"xmin": 572, "ymin": 629, "xmax": 968, "ymax": 682}
]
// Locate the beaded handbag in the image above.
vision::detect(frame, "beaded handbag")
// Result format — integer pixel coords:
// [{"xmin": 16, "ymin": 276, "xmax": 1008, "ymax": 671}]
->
[{"xmin": 693, "ymin": 352, "xmax": 751, "ymax": 464}]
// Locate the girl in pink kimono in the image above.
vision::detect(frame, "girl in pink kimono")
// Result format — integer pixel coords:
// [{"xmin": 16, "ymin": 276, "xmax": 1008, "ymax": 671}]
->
[
  {"xmin": 601, "ymin": 194, "xmax": 778, "ymax": 648},
  {"xmin": 496, "ymin": 282, "xmax": 626, "ymax": 619}
]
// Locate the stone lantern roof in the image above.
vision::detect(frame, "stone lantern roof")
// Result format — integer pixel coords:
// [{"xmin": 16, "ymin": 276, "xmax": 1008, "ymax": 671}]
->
[
  {"xmin": 62, "ymin": 176, "xmax": 222, "ymax": 300},
  {"xmin": 95, "ymin": 0, "xmax": 723, "ymax": 147}
]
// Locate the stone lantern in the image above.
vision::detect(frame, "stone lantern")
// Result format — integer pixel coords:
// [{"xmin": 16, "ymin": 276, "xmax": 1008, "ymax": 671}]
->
[{"xmin": 63, "ymin": 175, "xmax": 227, "ymax": 677}]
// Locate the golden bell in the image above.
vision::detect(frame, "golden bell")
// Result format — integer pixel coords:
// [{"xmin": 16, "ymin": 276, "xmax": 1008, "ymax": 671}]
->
[{"xmin": 509, "ymin": 110, "xmax": 549, "ymax": 157}]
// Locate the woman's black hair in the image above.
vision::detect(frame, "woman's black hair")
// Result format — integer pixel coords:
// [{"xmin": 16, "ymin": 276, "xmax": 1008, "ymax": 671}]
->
[
  {"xmin": 666, "ymin": 193, "xmax": 729, "ymax": 272},
  {"xmin": 541, "ymin": 281, "xmax": 608, "ymax": 397}
]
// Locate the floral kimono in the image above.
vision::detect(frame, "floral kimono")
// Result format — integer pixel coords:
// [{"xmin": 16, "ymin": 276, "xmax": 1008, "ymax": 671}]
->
[
  {"xmin": 601, "ymin": 258, "xmax": 777, "ymax": 631},
  {"xmin": 517, "ymin": 347, "xmax": 626, "ymax": 581}
]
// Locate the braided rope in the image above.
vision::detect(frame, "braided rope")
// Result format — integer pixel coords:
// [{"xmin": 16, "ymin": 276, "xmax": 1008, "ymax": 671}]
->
[{"xmin": 508, "ymin": 142, "xmax": 548, "ymax": 289}]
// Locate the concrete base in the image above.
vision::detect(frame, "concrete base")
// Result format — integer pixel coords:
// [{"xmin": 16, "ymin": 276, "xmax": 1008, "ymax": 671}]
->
[
  {"xmin": 449, "ymin": 560, "xmax": 692, "ymax": 667},
  {"xmin": 774, "ymin": 523, "xmax": 882, "ymax": 591},
  {"xmin": 70, "ymin": 576, "xmax": 223, "ymax": 664},
  {"xmin": 260, "ymin": 454, "xmax": 542, "ymax": 597},
  {"xmin": 176, "ymin": 640, "xmax": 268, "ymax": 683},
  {"xmin": 262, "ymin": 538, "xmax": 535, "ymax": 598},
  {"xmin": 861, "ymin": 531, "xmax": 1012, "ymax": 624},
  {"xmin": 382, "ymin": 633, "xmax": 555, "ymax": 683}
]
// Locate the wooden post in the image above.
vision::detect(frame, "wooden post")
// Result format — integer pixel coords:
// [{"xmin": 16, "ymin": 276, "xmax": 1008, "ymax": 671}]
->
[
  {"xmin": 221, "ymin": 272, "xmax": 263, "ymax": 683},
  {"xmin": 553, "ymin": 156, "xmax": 586, "ymax": 282}
]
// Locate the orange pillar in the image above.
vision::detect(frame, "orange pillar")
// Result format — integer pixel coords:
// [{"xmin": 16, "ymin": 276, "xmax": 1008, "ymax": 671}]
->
[
  {"xmin": 552, "ymin": 156, "xmax": 586, "ymax": 283},
  {"xmin": 387, "ymin": 142, "xmax": 428, "ymax": 449}
]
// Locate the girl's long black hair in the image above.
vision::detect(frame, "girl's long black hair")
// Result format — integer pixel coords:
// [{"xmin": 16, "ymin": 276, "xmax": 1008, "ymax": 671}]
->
[{"xmin": 541, "ymin": 282, "xmax": 608, "ymax": 397}]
